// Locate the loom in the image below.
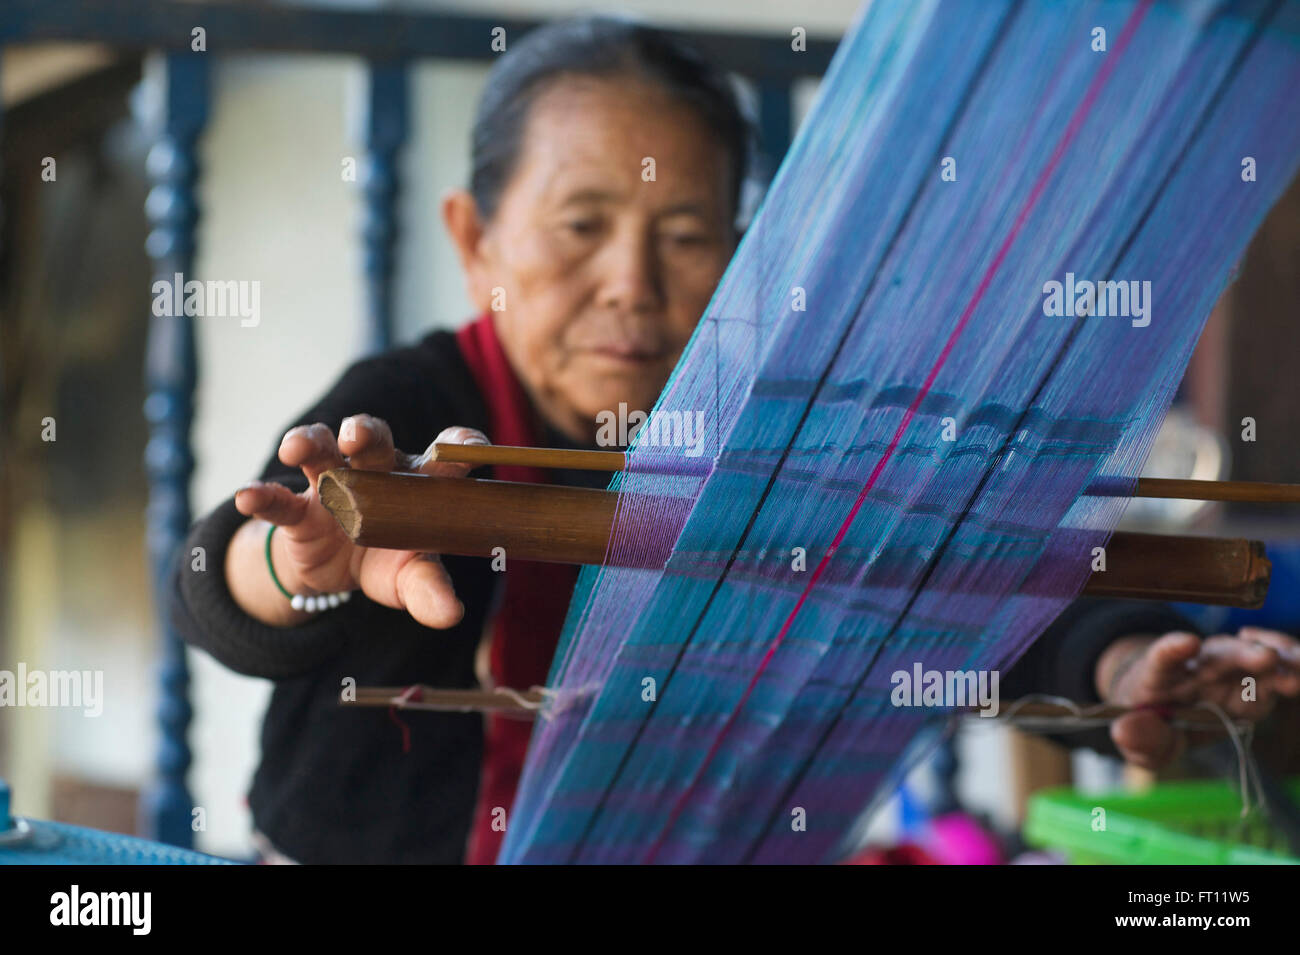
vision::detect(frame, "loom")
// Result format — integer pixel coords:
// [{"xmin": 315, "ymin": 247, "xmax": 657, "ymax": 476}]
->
[
  {"xmin": 320, "ymin": 0, "xmax": 1300, "ymax": 863},
  {"xmin": 0, "ymin": 780, "xmax": 232, "ymax": 864}
]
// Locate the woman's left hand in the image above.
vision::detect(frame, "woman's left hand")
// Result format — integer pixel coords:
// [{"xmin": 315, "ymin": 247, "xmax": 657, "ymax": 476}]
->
[{"xmin": 1096, "ymin": 627, "xmax": 1300, "ymax": 769}]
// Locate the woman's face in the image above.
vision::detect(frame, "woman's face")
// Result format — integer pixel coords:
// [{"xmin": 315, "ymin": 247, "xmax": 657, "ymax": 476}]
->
[{"xmin": 444, "ymin": 76, "xmax": 736, "ymax": 443}]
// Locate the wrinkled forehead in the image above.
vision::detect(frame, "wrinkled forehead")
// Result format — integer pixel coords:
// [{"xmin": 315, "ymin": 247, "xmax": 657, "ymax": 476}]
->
[{"xmin": 508, "ymin": 75, "xmax": 734, "ymax": 216}]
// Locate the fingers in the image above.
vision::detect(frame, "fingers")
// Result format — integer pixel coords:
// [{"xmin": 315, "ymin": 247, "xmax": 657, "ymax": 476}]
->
[
  {"xmin": 234, "ymin": 480, "xmax": 311, "ymax": 525},
  {"xmin": 1144, "ymin": 631, "xmax": 1202, "ymax": 673},
  {"xmin": 408, "ymin": 425, "xmax": 492, "ymax": 479},
  {"xmin": 1235, "ymin": 627, "xmax": 1300, "ymax": 700},
  {"xmin": 396, "ymin": 555, "xmax": 467, "ymax": 629},
  {"xmin": 1238, "ymin": 626, "xmax": 1300, "ymax": 656},
  {"xmin": 1239, "ymin": 627, "xmax": 1300, "ymax": 671},
  {"xmin": 357, "ymin": 550, "xmax": 465, "ymax": 630},
  {"xmin": 280, "ymin": 418, "xmax": 488, "ymax": 483},
  {"xmin": 279, "ymin": 423, "xmax": 345, "ymax": 489},
  {"xmin": 1105, "ymin": 628, "xmax": 1300, "ymax": 771},
  {"xmin": 1118, "ymin": 631, "xmax": 1201, "ymax": 701},
  {"xmin": 1111, "ymin": 709, "xmax": 1185, "ymax": 771},
  {"xmin": 1132, "ymin": 629, "xmax": 1299, "ymax": 723},
  {"xmin": 339, "ymin": 414, "xmax": 399, "ymax": 471},
  {"xmin": 1193, "ymin": 634, "xmax": 1280, "ymax": 685}
]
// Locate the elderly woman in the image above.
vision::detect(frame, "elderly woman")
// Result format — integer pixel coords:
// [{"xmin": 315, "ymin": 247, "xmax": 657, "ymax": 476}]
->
[{"xmin": 171, "ymin": 16, "xmax": 1299, "ymax": 864}]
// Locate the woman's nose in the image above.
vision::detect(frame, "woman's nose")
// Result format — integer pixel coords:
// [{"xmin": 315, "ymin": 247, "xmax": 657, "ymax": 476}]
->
[{"xmin": 596, "ymin": 231, "xmax": 663, "ymax": 313}]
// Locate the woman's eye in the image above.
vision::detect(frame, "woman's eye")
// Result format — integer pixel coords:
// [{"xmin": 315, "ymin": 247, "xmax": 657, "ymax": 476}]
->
[
  {"xmin": 665, "ymin": 233, "xmax": 709, "ymax": 247},
  {"xmin": 564, "ymin": 220, "xmax": 601, "ymax": 237}
]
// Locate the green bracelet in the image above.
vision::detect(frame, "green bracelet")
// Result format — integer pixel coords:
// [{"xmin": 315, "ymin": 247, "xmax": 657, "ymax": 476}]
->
[
  {"xmin": 264, "ymin": 524, "xmax": 294, "ymax": 600},
  {"xmin": 264, "ymin": 524, "xmax": 354, "ymax": 613}
]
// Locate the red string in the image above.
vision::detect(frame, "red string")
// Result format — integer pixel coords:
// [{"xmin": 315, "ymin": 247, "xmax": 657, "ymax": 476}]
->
[
  {"xmin": 386, "ymin": 685, "xmax": 423, "ymax": 754},
  {"xmin": 387, "ymin": 707, "xmax": 411, "ymax": 754},
  {"xmin": 1133, "ymin": 701, "xmax": 1175, "ymax": 720}
]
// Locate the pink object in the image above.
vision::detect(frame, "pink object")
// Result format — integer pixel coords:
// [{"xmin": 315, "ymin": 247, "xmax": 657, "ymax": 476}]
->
[{"xmin": 924, "ymin": 813, "xmax": 1005, "ymax": 866}]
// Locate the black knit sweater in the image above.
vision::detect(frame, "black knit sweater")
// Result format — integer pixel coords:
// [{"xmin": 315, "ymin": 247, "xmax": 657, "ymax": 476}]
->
[{"xmin": 168, "ymin": 327, "xmax": 1191, "ymax": 863}]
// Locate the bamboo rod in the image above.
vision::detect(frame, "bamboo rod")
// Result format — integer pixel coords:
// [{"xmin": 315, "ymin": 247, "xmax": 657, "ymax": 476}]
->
[
  {"xmin": 1070, "ymin": 532, "xmax": 1269, "ymax": 608},
  {"xmin": 429, "ymin": 443, "xmax": 1300, "ymax": 503},
  {"xmin": 320, "ymin": 470, "xmax": 619, "ymax": 565},
  {"xmin": 317, "ymin": 469, "xmax": 1272, "ymax": 607}
]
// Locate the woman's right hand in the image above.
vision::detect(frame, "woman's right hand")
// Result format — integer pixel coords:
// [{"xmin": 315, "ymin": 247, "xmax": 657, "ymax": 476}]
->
[{"xmin": 233, "ymin": 415, "xmax": 489, "ymax": 630}]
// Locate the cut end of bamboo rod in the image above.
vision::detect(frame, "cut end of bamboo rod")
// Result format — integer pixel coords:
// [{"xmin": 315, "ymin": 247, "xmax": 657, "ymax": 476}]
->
[{"xmin": 318, "ymin": 469, "xmax": 362, "ymax": 539}]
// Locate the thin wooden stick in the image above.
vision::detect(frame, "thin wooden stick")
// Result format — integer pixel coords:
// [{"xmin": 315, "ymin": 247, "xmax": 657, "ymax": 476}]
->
[
  {"xmin": 346, "ymin": 685, "xmax": 1247, "ymax": 734},
  {"xmin": 1132, "ymin": 477, "xmax": 1300, "ymax": 503},
  {"xmin": 317, "ymin": 469, "xmax": 1272, "ymax": 607},
  {"xmin": 431, "ymin": 442, "xmax": 627, "ymax": 472},
  {"xmin": 348, "ymin": 686, "xmax": 547, "ymax": 713},
  {"xmin": 1001, "ymin": 699, "xmax": 1246, "ymax": 732},
  {"xmin": 430, "ymin": 443, "xmax": 1300, "ymax": 503}
]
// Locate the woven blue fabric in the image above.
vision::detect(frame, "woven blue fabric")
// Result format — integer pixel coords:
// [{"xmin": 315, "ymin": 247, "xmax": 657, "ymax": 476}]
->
[
  {"xmin": 504, "ymin": 0, "xmax": 1300, "ymax": 864},
  {"xmin": 0, "ymin": 818, "xmax": 235, "ymax": 865}
]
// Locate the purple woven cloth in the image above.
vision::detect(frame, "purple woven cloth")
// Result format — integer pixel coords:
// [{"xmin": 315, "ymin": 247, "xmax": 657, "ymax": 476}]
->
[{"xmin": 503, "ymin": 0, "xmax": 1300, "ymax": 863}]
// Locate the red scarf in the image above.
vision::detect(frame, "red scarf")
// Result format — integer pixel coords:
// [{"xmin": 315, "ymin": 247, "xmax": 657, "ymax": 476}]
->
[{"xmin": 455, "ymin": 314, "xmax": 579, "ymax": 865}]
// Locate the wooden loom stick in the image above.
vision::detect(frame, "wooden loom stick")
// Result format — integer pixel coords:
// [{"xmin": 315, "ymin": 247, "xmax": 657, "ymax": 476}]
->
[
  {"xmin": 317, "ymin": 469, "xmax": 1272, "ymax": 607},
  {"xmin": 345, "ymin": 685, "xmax": 1246, "ymax": 734},
  {"xmin": 321, "ymin": 471, "xmax": 618, "ymax": 564},
  {"xmin": 1131, "ymin": 478, "xmax": 1300, "ymax": 503},
  {"xmin": 429, "ymin": 443, "xmax": 1300, "ymax": 503},
  {"xmin": 1000, "ymin": 700, "xmax": 1245, "ymax": 732},
  {"xmin": 430, "ymin": 442, "xmax": 627, "ymax": 472},
  {"xmin": 349, "ymin": 686, "xmax": 546, "ymax": 712}
]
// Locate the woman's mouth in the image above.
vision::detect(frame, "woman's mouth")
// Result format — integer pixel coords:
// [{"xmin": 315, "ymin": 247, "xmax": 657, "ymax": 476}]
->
[{"xmin": 588, "ymin": 345, "xmax": 662, "ymax": 364}]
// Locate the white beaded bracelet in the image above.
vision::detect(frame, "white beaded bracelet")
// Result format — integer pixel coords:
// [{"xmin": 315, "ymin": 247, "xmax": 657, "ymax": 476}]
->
[
  {"xmin": 290, "ymin": 590, "xmax": 353, "ymax": 613},
  {"xmin": 266, "ymin": 525, "xmax": 354, "ymax": 614}
]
